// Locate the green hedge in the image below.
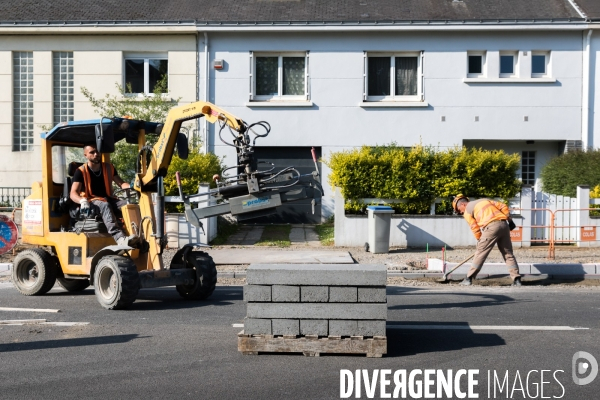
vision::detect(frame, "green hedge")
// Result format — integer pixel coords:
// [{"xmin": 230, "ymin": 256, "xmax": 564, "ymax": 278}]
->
[
  {"xmin": 326, "ymin": 145, "xmax": 521, "ymax": 214},
  {"xmin": 164, "ymin": 152, "xmax": 223, "ymax": 213},
  {"xmin": 540, "ymin": 149, "xmax": 600, "ymax": 197}
]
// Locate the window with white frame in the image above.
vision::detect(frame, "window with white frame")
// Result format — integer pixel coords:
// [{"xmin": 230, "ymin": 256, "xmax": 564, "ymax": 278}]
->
[
  {"xmin": 467, "ymin": 51, "xmax": 486, "ymax": 77},
  {"xmin": 531, "ymin": 51, "xmax": 550, "ymax": 77},
  {"xmin": 124, "ymin": 54, "xmax": 168, "ymax": 94},
  {"xmin": 364, "ymin": 52, "xmax": 422, "ymax": 101},
  {"xmin": 500, "ymin": 51, "xmax": 518, "ymax": 77},
  {"xmin": 521, "ymin": 151, "xmax": 536, "ymax": 185},
  {"xmin": 13, "ymin": 52, "xmax": 34, "ymax": 152},
  {"xmin": 53, "ymin": 52, "xmax": 74, "ymax": 126},
  {"xmin": 250, "ymin": 52, "xmax": 308, "ymax": 101}
]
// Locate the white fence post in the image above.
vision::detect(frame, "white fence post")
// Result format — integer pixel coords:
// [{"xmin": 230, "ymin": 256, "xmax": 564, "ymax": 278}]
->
[
  {"xmin": 519, "ymin": 185, "xmax": 533, "ymax": 247},
  {"xmin": 576, "ymin": 185, "xmax": 591, "ymax": 247}
]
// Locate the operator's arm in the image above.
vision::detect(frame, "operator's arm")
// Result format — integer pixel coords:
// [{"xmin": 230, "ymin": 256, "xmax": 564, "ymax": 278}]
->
[
  {"xmin": 463, "ymin": 213, "xmax": 482, "ymax": 240},
  {"xmin": 113, "ymin": 172, "xmax": 130, "ymax": 189},
  {"xmin": 70, "ymin": 170, "xmax": 86, "ymax": 204}
]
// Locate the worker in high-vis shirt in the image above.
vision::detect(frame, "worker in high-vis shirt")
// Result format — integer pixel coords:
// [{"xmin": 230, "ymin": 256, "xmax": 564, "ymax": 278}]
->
[{"xmin": 452, "ymin": 195, "xmax": 522, "ymax": 287}]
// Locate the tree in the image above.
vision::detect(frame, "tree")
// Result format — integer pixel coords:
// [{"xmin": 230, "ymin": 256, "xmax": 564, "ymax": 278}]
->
[
  {"xmin": 540, "ymin": 149, "xmax": 600, "ymax": 197},
  {"xmin": 81, "ymin": 77, "xmax": 181, "ymax": 183}
]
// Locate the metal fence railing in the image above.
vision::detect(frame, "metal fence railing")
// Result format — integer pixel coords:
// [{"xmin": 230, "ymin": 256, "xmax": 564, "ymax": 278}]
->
[{"xmin": 0, "ymin": 187, "xmax": 31, "ymax": 208}]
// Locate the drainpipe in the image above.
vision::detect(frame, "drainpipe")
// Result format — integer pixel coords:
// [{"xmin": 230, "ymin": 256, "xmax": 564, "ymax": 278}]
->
[
  {"xmin": 195, "ymin": 32, "xmax": 200, "ymax": 143},
  {"xmin": 582, "ymin": 30, "xmax": 592, "ymax": 149},
  {"xmin": 204, "ymin": 32, "xmax": 209, "ymax": 154}
]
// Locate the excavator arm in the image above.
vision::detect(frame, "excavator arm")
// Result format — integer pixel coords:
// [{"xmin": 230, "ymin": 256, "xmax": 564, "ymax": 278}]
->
[{"xmin": 134, "ymin": 101, "xmax": 246, "ymax": 190}]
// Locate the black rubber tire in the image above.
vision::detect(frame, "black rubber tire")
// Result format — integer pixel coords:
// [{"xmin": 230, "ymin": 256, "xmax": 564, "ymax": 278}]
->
[
  {"xmin": 93, "ymin": 255, "xmax": 140, "ymax": 310},
  {"xmin": 57, "ymin": 277, "xmax": 90, "ymax": 292},
  {"xmin": 12, "ymin": 248, "xmax": 57, "ymax": 296},
  {"xmin": 173, "ymin": 250, "xmax": 217, "ymax": 300}
]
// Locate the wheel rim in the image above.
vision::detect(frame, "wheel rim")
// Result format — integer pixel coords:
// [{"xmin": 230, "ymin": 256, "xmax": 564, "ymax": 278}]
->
[
  {"xmin": 16, "ymin": 260, "xmax": 39, "ymax": 288},
  {"xmin": 97, "ymin": 266, "xmax": 117, "ymax": 300}
]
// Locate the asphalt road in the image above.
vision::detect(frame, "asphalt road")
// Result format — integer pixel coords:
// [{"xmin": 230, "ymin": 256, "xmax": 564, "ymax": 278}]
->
[{"xmin": 0, "ymin": 282, "xmax": 599, "ymax": 399}]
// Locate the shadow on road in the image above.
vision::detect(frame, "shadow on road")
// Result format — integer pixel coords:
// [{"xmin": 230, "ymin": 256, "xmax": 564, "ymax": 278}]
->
[
  {"xmin": 131, "ymin": 287, "xmax": 243, "ymax": 311},
  {"xmin": 387, "ymin": 289, "xmax": 526, "ymax": 310},
  {"xmin": 0, "ymin": 334, "xmax": 143, "ymax": 353},
  {"xmin": 386, "ymin": 324, "xmax": 505, "ymax": 357}
]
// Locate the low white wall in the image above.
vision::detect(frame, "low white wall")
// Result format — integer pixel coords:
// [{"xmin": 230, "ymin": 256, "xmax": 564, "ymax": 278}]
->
[{"xmin": 334, "ymin": 186, "xmax": 599, "ymax": 248}]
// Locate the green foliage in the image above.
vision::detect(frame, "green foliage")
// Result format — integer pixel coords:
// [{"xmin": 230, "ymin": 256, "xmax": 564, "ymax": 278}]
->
[
  {"xmin": 540, "ymin": 150, "xmax": 600, "ymax": 197},
  {"xmin": 163, "ymin": 151, "xmax": 223, "ymax": 213},
  {"xmin": 81, "ymin": 77, "xmax": 178, "ymax": 122},
  {"xmin": 326, "ymin": 145, "xmax": 521, "ymax": 214}
]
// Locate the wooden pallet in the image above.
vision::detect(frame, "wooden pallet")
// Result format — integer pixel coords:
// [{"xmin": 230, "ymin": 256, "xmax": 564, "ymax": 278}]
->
[{"xmin": 238, "ymin": 331, "xmax": 387, "ymax": 358}]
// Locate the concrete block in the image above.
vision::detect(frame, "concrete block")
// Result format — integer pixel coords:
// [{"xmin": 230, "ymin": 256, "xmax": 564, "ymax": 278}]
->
[
  {"xmin": 530, "ymin": 263, "xmax": 596, "ymax": 275},
  {"xmin": 329, "ymin": 287, "xmax": 357, "ymax": 302},
  {"xmin": 247, "ymin": 303, "xmax": 387, "ymax": 320},
  {"xmin": 219, "ymin": 272, "xmax": 234, "ymax": 278},
  {"xmin": 272, "ymin": 285, "xmax": 300, "ymax": 302},
  {"xmin": 329, "ymin": 320, "xmax": 358, "ymax": 336},
  {"xmin": 357, "ymin": 288, "xmax": 386, "ymax": 303},
  {"xmin": 247, "ymin": 264, "xmax": 386, "ymax": 286},
  {"xmin": 244, "ymin": 318, "xmax": 271, "ymax": 335},
  {"xmin": 272, "ymin": 319, "xmax": 299, "ymax": 335},
  {"xmin": 357, "ymin": 320, "xmax": 387, "ymax": 337},
  {"xmin": 243, "ymin": 285, "xmax": 271, "ymax": 302},
  {"xmin": 300, "ymin": 320, "xmax": 329, "ymax": 336},
  {"xmin": 301, "ymin": 286, "xmax": 329, "ymax": 302}
]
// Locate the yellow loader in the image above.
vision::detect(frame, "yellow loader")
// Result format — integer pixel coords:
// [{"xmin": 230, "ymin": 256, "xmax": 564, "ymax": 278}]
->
[{"xmin": 14, "ymin": 102, "xmax": 322, "ymax": 309}]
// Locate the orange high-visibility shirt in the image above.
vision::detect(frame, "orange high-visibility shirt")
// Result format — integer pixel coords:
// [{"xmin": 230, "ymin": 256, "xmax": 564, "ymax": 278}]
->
[
  {"xmin": 463, "ymin": 198, "xmax": 510, "ymax": 240},
  {"xmin": 78, "ymin": 162, "xmax": 115, "ymax": 202}
]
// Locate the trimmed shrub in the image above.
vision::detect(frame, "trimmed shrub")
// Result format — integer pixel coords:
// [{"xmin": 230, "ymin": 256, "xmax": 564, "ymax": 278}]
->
[
  {"xmin": 540, "ymin": 150, "xmax": 600, "ymax": 197},
  {"xmin": 326, "ymin": 145, "xmax": 521, "ymax": 214},
  {"xmin": 164, "ymin": 152, "xmax": 223, "ymax": 213}
]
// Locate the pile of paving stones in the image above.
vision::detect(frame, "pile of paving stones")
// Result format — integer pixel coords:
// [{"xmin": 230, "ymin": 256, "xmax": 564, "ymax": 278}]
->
[{"xmin": 243, "ymin": 264, "xmax": 387, "ymax": 336}]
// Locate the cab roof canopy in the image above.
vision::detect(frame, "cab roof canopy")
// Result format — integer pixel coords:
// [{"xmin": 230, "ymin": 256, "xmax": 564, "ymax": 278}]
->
[{"xmin": 41, "ymin": 118, "xmax": 162, "ymax": 146}]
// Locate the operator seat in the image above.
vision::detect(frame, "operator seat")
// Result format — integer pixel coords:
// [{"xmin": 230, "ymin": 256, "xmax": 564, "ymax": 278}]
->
[{"xmin": 58, "ymin": 161, "xmax": 83, "ymax": 212}]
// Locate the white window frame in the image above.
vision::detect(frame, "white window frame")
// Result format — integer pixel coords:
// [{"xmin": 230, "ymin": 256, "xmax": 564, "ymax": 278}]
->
[
  {"xmin": 123, "ymin": 53, "xmax": 168, "ymax": 96},
  {"xmin": 499, "ymin": 51, "xmax": 519, "ymax": 78},
  {"xmin": 467, "ymin": 51, "xmax": 486, "ymax": 78},
  {"xmin": 250, "ymin": 52, "xmax": 309, "ymax": 101},
  {"xmin": 364, "ymin": 52, "xmax": 423, "ymax": 102},
  {"xmin": 531, "ymin": 51, "xmax": 551, "ymax": 78}
]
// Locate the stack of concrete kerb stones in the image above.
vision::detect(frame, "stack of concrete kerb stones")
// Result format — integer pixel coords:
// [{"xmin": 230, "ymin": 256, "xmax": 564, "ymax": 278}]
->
[{"xmin": 238, "ymin": 264, "xmax": 387, "ymax": 357}]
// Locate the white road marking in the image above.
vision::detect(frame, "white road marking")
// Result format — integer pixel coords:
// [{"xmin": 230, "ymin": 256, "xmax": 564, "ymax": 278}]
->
[
  {"xmin": 0, "ymin": 319, "xmax": 46, "ymax": 325},
  {"xmin": 0, "ymin": 307, "xmax": 60, "ymax": 313},
  {"xmin": 232, "ymin": 323, "xmax": 244, "ymax": 328},
  {"xmin": 386, "ymin": 324, "xmax": 589, "ymax": 331},
  {"xmin": 0, "ymin": 319, "xmax": 88, "ymax": 326}
]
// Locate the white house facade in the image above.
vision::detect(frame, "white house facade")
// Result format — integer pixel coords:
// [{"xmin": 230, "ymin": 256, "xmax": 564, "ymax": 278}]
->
[{"xmin": 1, "ymin": 0, "xmax": 600, "ymax": 221}]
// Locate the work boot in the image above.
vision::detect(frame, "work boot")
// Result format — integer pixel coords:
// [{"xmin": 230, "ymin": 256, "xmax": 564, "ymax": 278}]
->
[
  {"xmin": 459, "ymin": 277, "xmax": 472, "ymax": 286},
  {"xmin": 117, "ymin": 234, "xmax": 140, "ymax": 247},
  {"xmin": 512, "ymin": 277, "xmax": 522, "ymax": 287}
]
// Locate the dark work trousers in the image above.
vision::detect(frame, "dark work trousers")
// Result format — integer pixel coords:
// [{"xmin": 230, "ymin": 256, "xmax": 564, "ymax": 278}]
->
[
  {"xmin": 467, "ymin": 220, "xmax": 521, "ymax": 280},
  {"xmin": 71, "ymin": 198, "xmax": 126, "ymax": 241}
]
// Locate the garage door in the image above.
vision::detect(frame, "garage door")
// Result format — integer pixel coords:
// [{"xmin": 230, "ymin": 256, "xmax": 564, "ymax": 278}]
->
[{"xmin": 243, "ymin": 146, "xmax": 322, "ymax": 224}]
